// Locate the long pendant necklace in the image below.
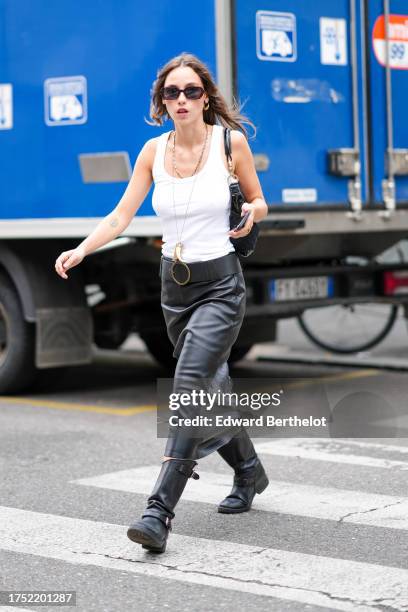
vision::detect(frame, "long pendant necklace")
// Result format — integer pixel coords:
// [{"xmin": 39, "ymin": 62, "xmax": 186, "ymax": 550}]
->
[{"xmin": 170, "ymin": 124, "xmax": 209, "ymax": 285}]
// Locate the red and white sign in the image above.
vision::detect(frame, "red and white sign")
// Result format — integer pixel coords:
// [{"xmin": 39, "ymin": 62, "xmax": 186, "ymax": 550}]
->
[{"xmin": 373, "ymin": 14, "xmax": 408, "ymax": 70}]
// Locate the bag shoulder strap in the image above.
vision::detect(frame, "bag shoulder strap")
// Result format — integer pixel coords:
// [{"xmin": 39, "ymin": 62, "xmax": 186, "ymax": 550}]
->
[{"xmin": 223, "ymin": 127, "xmax": 234, "ymax": 176}]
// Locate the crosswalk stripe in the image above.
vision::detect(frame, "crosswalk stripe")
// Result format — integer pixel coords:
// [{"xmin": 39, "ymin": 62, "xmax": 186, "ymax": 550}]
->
[
  {"xmin": 0, "ymin": 505, "xmax": 407, "ymax": 612},
  {"xmin": 254, "ymin": 438, "xmax": 408, "ymax": 470},
  {"xmin": 291, "ymin": 438, "xmax": 408, "ymax": 453},
  {"xmin": 73, "ymin": 466, "xmax": 408, "ymax": 530}
]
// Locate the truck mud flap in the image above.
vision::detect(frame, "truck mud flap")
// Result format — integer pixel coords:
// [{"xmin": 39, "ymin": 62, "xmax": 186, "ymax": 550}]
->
[{"xmin": 36, "ymin": 307, "xmax": 93, "ymax": 368}]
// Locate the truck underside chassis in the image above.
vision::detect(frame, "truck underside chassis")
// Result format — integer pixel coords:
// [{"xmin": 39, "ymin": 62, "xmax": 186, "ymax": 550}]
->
[{"xmin": 1, "ymin": 241, "xmax": 408, "ymax": 393}]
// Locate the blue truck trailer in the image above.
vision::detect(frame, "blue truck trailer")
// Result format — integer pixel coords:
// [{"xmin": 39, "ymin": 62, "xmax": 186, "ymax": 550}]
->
[{"xmin": 1, "ymin": 0, "xmax": 408, "ymax": 392}]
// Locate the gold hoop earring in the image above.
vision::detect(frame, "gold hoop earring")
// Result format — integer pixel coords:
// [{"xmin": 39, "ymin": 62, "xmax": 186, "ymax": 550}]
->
[{"xmin": 204, "ymin": 100, "xmax": 210, "ymax": 111}]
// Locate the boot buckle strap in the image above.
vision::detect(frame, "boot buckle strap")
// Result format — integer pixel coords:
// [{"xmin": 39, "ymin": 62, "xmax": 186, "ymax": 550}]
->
[
  {"xmin": 142, "ymin": 507, "xmax": 174, "ymax": 525},
  {"xmin": 176, "ymin": 462, "xmax": 200, "ymax": 480},
  {"xmin": 234, "ymin": 475, "xmax": 255, "ymax": 487}
]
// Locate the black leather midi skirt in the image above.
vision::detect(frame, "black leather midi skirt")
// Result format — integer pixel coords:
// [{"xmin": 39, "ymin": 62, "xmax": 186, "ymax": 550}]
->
[{"xmin": 160, "ymin": 253, "xmax": 246, "ymax": 460}]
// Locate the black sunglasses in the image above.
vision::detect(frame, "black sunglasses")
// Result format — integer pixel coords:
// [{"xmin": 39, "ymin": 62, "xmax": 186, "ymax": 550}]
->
[{"xmin": 161, "ymin": 85, "xmax": 205, "ymax": 100}]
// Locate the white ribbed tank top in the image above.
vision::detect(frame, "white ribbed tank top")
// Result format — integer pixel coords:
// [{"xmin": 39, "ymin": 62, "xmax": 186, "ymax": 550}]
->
[{"xmin": 152, "ymin": 123, "xmax": 236, "ymax": 263}]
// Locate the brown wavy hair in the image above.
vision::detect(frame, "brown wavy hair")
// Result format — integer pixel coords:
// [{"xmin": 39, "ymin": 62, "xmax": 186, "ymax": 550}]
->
[{"xmin": 146, "ymin": 52, "xmax": 256, "ymax": 139}]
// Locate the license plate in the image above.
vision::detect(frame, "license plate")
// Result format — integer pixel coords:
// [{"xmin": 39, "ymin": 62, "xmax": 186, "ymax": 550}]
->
[{"xmin": 269, "ymin": 276, "xmax": 334, "ymax": 301}]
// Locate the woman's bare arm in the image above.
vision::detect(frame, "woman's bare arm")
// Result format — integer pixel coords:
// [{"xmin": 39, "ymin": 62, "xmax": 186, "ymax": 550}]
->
[
  {"xmin": 55, "ymin": 138, "xmax": 157, "ymax": 278},
  {"xmin": 78, "ymin": 138, "xmax": 157, "ymax": 255}
]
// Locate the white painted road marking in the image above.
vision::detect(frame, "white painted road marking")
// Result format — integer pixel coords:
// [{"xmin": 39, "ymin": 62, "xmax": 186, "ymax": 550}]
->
[
  {"xmin": 255, "ymin": 438, "xmax": 408, "ymax": 470},
  {"xmin": 0, "ymin": 506, "xmax": 407, "ymax": 612},
  {"xmin": 73, "ymin": 466, "xmax": 408, "ymax": 530}
]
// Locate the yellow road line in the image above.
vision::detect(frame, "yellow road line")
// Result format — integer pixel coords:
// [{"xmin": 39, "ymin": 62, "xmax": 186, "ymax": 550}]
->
[
  {"xmin": 0, "ymin": 370, "xmax": 379, "ymax": 415},
  {"xmin": 0, "ymin": 396, "xmax": 156, "ymax": 416},
  {"xmin": 320, "ymin": 368, "xmax": 381, "ymax": 382},
  {"xmin": 286, "ymin": 368, "xmax": 380, "ymax": 389}
]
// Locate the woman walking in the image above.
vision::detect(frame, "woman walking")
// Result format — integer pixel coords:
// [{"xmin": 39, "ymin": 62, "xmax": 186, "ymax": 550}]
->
[{"xmin": 55, "ymin": 53, "xmax": 269, "ymax": 554}]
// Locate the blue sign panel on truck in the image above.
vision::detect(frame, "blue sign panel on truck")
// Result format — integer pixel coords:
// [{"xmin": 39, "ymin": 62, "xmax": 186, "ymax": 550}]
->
[
  {"xmin": 0, "ymin": 0, "xmax": 217, "ymax": 220},
  {"xmin": 368, "ymin": 0, "xmax": 408, "ymax": 205},
  {"xmin": 234, "ymin": 0, "xmax": 368, "ymax": 208}
]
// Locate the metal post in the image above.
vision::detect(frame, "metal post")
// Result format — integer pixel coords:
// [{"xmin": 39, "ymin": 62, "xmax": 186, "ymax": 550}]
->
[
  {"xmin": 381, "ymin": 0, "xmax": 396, "ymax": 213},
  {"xmin": 347, "ymin": 0, "xmax": 363, "ymax": 217},
  {"xmin": 214, "ymin": 0, "xmax": 234, "ymax": 105}
]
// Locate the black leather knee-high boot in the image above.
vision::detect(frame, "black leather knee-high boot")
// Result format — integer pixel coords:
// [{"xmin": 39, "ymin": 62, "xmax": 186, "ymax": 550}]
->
[
  {"xmin": 127, "ymin": 458, "xmax": 200, "ymax": 553},
  {"xmin": 217, "ymin": 429, "xmax": 269, "ymax": 513}
]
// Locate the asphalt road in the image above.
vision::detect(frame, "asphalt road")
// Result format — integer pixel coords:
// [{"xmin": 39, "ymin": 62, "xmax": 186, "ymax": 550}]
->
[{"xmin": 0, "ymin": 328, "xmax": 407, "ymax": 612}]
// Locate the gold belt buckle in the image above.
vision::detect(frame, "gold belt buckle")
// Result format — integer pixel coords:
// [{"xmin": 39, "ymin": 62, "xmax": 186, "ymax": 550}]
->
[{"xmin": 170, "ymin": 260, "xmax": 191, "ymax": 285}]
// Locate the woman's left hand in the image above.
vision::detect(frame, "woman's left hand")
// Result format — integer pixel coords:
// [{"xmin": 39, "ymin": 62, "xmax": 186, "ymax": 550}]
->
[{"xmin": 228, "ymin": 203, "xmax": 255, "ymax": 239}]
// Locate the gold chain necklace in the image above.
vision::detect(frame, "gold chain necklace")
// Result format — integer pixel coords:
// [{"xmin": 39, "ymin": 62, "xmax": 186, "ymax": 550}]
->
[{"xmin": 170, "ymin": 124, "xmax": 209, "ymax": 284}]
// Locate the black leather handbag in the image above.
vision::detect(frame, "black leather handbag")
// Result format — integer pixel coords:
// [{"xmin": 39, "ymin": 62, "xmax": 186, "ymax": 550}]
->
[
  {"xmin": 224, "ymin": 127, "xmax": 259, "ymax": 258},
  {"xmin": 224, "ymin": 128, "xmax": 259, "ymax": 257}
]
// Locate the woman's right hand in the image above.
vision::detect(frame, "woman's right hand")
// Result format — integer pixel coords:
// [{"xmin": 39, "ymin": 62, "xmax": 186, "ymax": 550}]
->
[{"xmin": 54, "ymin": 246, "xmax": 86, "ymax": 279}]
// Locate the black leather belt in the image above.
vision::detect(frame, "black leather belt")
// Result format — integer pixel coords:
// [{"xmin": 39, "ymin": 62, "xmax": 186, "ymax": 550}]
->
[{"xmin": 159, "ymin": 252, "xmax": 241, "ymax": 285}]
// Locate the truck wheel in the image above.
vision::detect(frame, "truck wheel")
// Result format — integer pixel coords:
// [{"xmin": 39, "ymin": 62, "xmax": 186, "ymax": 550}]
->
[
  {"xmin": 0, "ymin": 272, "xmax": 36, "ymax": 393},
  {"xmin": 140, "ymin": 332, "xmax": 177, "ymax": 370},
  {"xmin": 93, "ymin": 306, "xmax": 131, "ymax": 350},
  {"xmin": 229, "ymin": 344, "xmax": 252, "ymax": 363}
]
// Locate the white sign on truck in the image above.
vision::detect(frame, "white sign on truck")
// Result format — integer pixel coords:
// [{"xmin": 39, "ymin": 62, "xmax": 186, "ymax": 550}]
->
[
  {"xmin": 44, "ymin": 75, "xmax": 88, "ymax": 126},
  {"xmin": 320, "ymin": 17, "xmax": 348, "ymax": 66},
  {"xmin": 256, "ymin": 11, "xmax": 297, "ymax": 62},
  {"xmin": 0, "ymin": 84, "xmax": 13, "ymax": 130}
]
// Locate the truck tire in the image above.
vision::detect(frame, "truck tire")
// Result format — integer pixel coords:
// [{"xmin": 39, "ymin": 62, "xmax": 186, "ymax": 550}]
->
[
  {"xmin": 229, "ymin": 344, "xmax": 252, "ymax": 363},
  {"xmin": 0, "ymin": 271, "xmax": 36, "ymax": 393},
  {"xmin": 93, "ymin": 310, "xmax": 130, "ymax": 350},
  {"xmin": 140, "ymin": 332, "xmax": 177, "ymax": 370}
]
